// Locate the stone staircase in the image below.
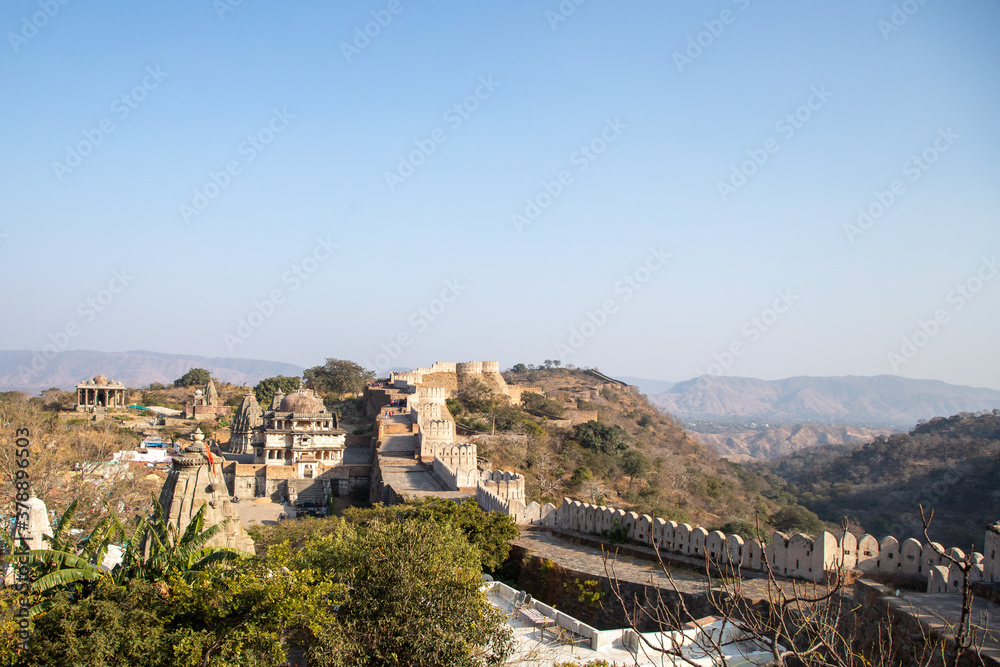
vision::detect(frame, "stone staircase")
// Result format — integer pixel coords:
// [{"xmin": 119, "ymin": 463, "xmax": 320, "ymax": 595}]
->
[{"xmin": 288, "ymin": 478, "xmax": 328, "ymax": 507}]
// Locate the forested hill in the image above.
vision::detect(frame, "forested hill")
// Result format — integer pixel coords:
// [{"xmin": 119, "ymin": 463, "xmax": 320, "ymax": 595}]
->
[{"xmin": 754, "ymin": 411, "xmax": 1000, "ymax": 549}]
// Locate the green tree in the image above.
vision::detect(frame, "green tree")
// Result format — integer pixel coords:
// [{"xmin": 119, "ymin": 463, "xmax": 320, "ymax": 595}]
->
[
  {"xmin": 174, "ymin": 368, "xmax": 212, "ymax": 388},
  {"xmin": 716, "ymin": 519, "xmax": 771, "ymax": 544},
  {"xmin": 12, "ymin": 495, "xmax": 249, "ymax": 615},
  {"xmin": 521, "ymin": 392, "xmax": 566, "ymax": 417},
  {"xmin": 253, "ymin": 376, "xmax": 302, "ymax": 408},
  {"xmin": 455, "ymin": 378, "xmax": 499, "ymax": 414},
  {"xmin": 342, "ymin": 497, "xmax": 518, "ymax": 572},
  {"xmin": 17, "ymin": 559, "xmax": 331, "ymax": 667},
  {"xmin": 573, "ymin": 420, "xmax": 626, "ymax": 454},
  {"xmin": 570, "ymin": 466, "xmax": 594, "ymax": 487},
  {"xmin": 620, "ymin": 449, "xmax": 651, "ymax": 489},
  {"xmin": 304, "ymin": 358, "xmax": 374, "ymax": 396},
  {"xmin": 289, "ymin": 518, "xmax": 513, "ymax": 667},
  {"xmin": 168, "ymin": 559, "xmax": 333, "ymax": 667},
  {"xmin": 510, "ymin": 363, "xmax": 527, "ymax": 373},
  {"xmin": 18, "ymin": 580, "xmax": 174, "ymax": 667},
  {"xmin": 771, "ymin": 505, "xmax": 825, "ymax": 535}
]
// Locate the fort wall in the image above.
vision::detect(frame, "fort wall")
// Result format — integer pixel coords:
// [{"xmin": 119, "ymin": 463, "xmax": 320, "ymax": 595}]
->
[{"xmin": 529, "ymin": 498, "xmax": 992, "ymax": 590}]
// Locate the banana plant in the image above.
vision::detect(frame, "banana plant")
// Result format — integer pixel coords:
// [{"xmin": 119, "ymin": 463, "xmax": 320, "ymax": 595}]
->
[
  {"xmin": 10, "ymin": 493, "xmax": 248, "ymax": 616},
  {"xmin": 140, "ymin": 493, "xmax": 246, "ymax": 582}
]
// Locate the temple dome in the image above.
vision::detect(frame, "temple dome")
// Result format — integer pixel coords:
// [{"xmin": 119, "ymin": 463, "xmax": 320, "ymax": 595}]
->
[
  {"xmin": 279, "ymin": 390, "xmax": 324, "ymax": 414},
  {"xmin": 93, "ymin": 373, "xmax": 109, "ymax": 386}
]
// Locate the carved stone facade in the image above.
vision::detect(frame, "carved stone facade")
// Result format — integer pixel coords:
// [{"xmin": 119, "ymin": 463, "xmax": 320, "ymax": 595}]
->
[
  {"xmin": 252, "ymin": 389, "xmax": 346, "ymax": 476},
  {"xmin": 158, "ymin": 430, "xmax": 255, "ymax": 553},
  {"xmin": 229, "ymin": 393, "xmax": 262, "ymax": 454}
]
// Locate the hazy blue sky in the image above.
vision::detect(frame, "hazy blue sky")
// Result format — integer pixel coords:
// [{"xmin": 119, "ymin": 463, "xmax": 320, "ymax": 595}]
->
[{"xmin": 2, "ymin": 1, "xmax": 998, "ymax": 388}]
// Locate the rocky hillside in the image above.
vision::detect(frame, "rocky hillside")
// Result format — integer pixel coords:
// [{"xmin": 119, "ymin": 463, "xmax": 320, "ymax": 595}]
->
[
  {"xmin": 690, "ymin": 423, "xmax": 894, "ymax": 462},
  {"xmin": 472, "ymin": 367, "xmax": 788, "ymax": 531},
  {"xmin": 650, "ymin": 374, "xmax": 1000, "ymax": 428},
  {"xmin": 0, "ymin": 349, "xmax": 305, "ymax": 394}
]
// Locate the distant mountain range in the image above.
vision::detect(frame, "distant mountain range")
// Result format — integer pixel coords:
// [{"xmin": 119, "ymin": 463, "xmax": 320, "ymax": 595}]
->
[
  {"xmin": 644, "ymin": 374, "xmax": 1000, "ymax": 429},
  {"xmin": 0, "ymin": 350, "xmax": 305, "ymax": 394},
  {"xmin": 690, "ymin": 424, "xmax": 895, "ymax": 462}
]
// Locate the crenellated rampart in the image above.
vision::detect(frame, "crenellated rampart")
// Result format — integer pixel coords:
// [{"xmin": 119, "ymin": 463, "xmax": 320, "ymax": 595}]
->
[
  {"xmin": 536, "ymin": 499, "xmax": 994, "ymax": 590},
  {"xmin": 474, "ymin": 470, "xmax": 554, "ymax": 525},
  {"xmin": 432, "ymin": 444, "xmax": 479, "ymax": 490},
  {"xmin": 418, "ymin": 419, "xmax": 455, "ymax": 460}
]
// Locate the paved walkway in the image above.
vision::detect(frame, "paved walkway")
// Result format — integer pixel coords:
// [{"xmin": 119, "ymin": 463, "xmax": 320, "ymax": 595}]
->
[
  {"xmin": 891, "ymin": 590, "xmax": 1000, "ymax": 661},
  {"xmin": 515, "ymin": 527, "xmax": 706, "ymax": 593},
  {"xmin": 234, "ymin": 498, "xmax": 295, "ymax": 527},
  {"xmin": 380, "ymin": 433, "xmax": 417, "ymax": 458}
]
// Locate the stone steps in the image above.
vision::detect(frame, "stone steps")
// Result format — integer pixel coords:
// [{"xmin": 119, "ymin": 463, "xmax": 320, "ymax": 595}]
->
[{"xmin": 288, "ymin": 478, "xmax": 328, "ymax": 505}]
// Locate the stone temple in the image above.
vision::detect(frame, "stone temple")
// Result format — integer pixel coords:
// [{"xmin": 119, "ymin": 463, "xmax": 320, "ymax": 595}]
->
[
  {"xmin": 229, "ymin": 393, "xmax": 263, "ymax": 455},
  {"xmin": 183, "ymin": 379, "xmax": 230, "ymax": 420},
  {"xmin": 253, "ymin": 389, "xmax": 346, "ymax": 472},
  {"xmin": 158, "ymin": 429, "xmax": 255, "ymax": 553},
  {"xmin": 75, "ymin": 373, "xmax": 127, "ymax": 413},
  {"xmin": 222, "ymin": 388, "xmax": 369, "ymax": 509}
]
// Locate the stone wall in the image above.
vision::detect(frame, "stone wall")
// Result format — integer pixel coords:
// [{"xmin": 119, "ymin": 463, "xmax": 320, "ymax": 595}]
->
[
  {"xmin": 539, "ymin": 498, "xmax": 993, "ymax": 589},
  {"xmin": 416, "ymin": 386, "xmax": 447, "ymax": 405},
  {"xmin": 475, "ymin": 470, "xmax": 552, "ymax": 525},
  {"xmin": 456, "ymin": 361, "xmax": 483, "ymax": 375},
  {"xmin": 418, "ymin": 419, "xmax": 454, "ymax": 459},
  {"xmin": 410, "ymin": 401, "xmax": 442, "ymax": 425}
]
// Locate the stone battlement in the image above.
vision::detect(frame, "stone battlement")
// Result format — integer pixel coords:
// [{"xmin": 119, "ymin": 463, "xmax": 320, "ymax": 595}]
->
[
  {"xmin": 538, "ymin": 499, "xmax": 993, "ymax": 590},
  {"xmin": 416, "ymin": 386, "xmax": 447, "ymax": 404},
  {"xmin": 478, "ymin": 469, "xmax": 526, "ymax": 502},
  {"xmin": 457, "ymin": 361, "xmax": 483, "ymax": 375},
  {"xmin": 410, "ymin": 402, "xmax": 443, "ymax": 425},
  {"xmin": 432, "ymin": 444, "xmax": 478, "ymax": 490}
]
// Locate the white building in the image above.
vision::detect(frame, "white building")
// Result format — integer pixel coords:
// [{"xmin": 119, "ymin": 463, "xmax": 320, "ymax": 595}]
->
[{"xmin": 253, "ymin": 389, "xmax": 347, "ymax": 479}]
